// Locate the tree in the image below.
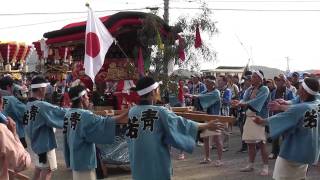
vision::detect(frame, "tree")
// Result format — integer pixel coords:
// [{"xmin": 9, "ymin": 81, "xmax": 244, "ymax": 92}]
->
[
  {"xmin": 175, "ymin": 2, "xmax": 218, "ymax": 71},
  {"xmin": 136, "ymin": 2, "xmax": 218, "ymax": 97},
  {"xmin": 145, "ymin": 2, "xmax": 218, "ymax": 77}
]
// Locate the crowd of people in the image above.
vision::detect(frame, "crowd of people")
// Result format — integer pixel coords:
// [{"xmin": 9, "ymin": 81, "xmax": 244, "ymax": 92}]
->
[
  {"xmin": 0, "ymin": 69, "xmax": 319, "ymax": 180},
  {"xmin": 168, "ymin": 70, "xmax": 320, "ymax": 179}
]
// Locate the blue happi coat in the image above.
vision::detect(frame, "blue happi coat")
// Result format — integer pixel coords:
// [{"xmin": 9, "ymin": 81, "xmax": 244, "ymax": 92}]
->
[
  {"xmin": 25, "ymin": 100, "xmax": 67, "ymax": 154},
  {"xmin": 63, "ymin": 108, "xmax": 116, "ymax": 171},
  {"xmin": 242, "ymin": 85, "xmax": 270, "ymax": 118},
  {"xmin": 126, "ymin": 105, "xmax": 198, "ymax": 180},
  {"xmin": 2, "ymin": 95, "xmax": 26, "ymax": 138},
  {"xmin": 290, "ymin": 94, "xmax": 320, "ymax": 104},
  {"xmin": 198, "ymin": 88, "xmax": 221, "ymax": 115},
  {"xmin": 267, "ymin": 99, "xmax": 320, "ymax": 164},
  {"xmin": 0, "ymin": 111, "xmax": 7, "ymax": 124}
]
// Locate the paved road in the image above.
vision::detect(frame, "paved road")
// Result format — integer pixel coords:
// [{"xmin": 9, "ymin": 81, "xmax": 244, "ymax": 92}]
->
[{"xmin": 23, "ymin": 128, "xmax": 320, "ymax": 180}]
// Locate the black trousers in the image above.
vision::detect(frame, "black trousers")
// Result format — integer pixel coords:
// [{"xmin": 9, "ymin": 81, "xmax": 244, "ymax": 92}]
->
[
  {"xmin": 20, "ymin": 137, "xmax": 27, "ymax": 148},
  {"xmin": 95, "ymin": 147, "xmax": 105, "ymax": 179},
  {"xmin": 238, "ymin": 109, "xmax": 247, "ymax": 149},
  {"xmin": 271, "ymin": 137, "xmax": 280, "ymax": 156}
]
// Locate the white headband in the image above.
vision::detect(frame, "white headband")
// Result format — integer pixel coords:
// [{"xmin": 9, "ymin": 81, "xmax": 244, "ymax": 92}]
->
[
  {"xmin": 279, "ymin": 74, "xmax": 287, "ymax": 81},
  {"xmin": 71, "ymin": 90, "xmax": 87, "ymax": 101},
  {"xmin": 302, "ymin": 80, "xmax": 318, "ymax": 95},
  {"xmin": 206, "ymin": 79, "xmax": 215, "ymax": 84},
  {"xmin": 31, "ymin": 83, "xmax": 49, "ymax": 89},
  {"xmin": 253, "ymin": 70, "xmax": 264, "ymax": 80},
  {"xmin": 137, "ymin": 82, "xmax": 159, "ymax": 96}
]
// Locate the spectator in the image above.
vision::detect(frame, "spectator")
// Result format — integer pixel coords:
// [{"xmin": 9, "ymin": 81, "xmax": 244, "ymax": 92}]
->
[
  {"xmin": 189, "ymin": 75, "xmax": 206, "ymax": 95},
  {"xmin": 286, "ymin": 76, "xmax": 297, "ymax": 95},
  {"xmin": 217, "ymin": 75, "xmax": 232, "ymax": 152},
  {"xmin": 268, "ymin": 74, "xmax": 295, "ymax": 160},
  {"xmin": 227, "ymin": 74, "xmax": 240, "ymax": 120},
  {"xmin": 227, "ymin": 75, "xmax": 239, "ymax": 100},
  {"xmin": 302, "ymin": 72, "xmax": 310, "ymax": 79},
  {"xmin": 266, "ymin": 79, "xmax": 276, "ymax": 93},
  {"xmin": 290, "ymin": 72, "xmax": 300, "ymax": 90},
  {"xmin": 218, "ymin": 76, "xmax": 232, "ymax": 116},
  {"xmin": 233, "ymin": 75, "xmax": 240, "ymax": 88},
  {"xmin": 237, "ymin": 75, "xmax": 252, "ymax": 153},
  {"xmin": 92, "ymin": 82, "xmax": 107, "ymax": 106},
  {"xmin": 184, "ymin": 85, "xmax": 192, "ymax": 106}
]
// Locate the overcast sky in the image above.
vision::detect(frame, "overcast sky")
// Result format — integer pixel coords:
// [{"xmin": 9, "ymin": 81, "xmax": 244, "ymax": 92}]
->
[{"xmin": 1, "ymin": 0, "xmax": 320, "ymax": 71}]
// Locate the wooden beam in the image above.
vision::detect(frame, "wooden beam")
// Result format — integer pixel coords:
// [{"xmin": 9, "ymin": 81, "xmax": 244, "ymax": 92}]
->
[
  {"xmin": 48, "ymin": 40, "xmax": 84, "ymax": 48},
  {"xmin": 93, "ymin": 106, "xmax": 114, "ymax": 111},
  {"xmin": 93, "ymin": 108, "xmax": 235, "ymax": 124},
  {"xmin": 171, "ymin": 106, "xmax": 194, "ymax": 112},
  {"xmin": 94, "ymin": 109, "xmax": 126, "ymax": 116},
  {"xmin": 172, "ymin": 109, "xmax": 206, "ymax": 114},
  {"xmin": 174, "ymin": 112, "xmax": 235, "ymax": 124}
]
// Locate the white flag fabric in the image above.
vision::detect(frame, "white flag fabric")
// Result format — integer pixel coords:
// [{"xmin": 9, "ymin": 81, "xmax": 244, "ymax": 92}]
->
[{"xmin": 84, "ymin": 7, "xmax": 114, "ymax": 82}]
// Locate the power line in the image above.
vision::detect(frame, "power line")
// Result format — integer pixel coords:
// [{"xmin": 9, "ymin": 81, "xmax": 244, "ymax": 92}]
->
[
  {"xmin": 2, "ymin": 6, "xmax": 319, "ymax": 18},
  {"xmin": 169, "ymin": 7, "xmax": 320, "ymax": 11},
  {"xmin": 1, "ymin": 4, "xmax": 320, "ymax": 17},
  {"xmin": 0, "ymin": 7, "xmax": 157, "ymax": 30},
  {"xmin": 1, "ymin": 6, "xmax": 320, "ymax": 30},
  {"xmin": 0, "ymin": 11, "xmax": 84, "ymax": 16},
  {"xmin": 186, "ymin": 0, "xmax": 320, "ymax": 2},
  {"xmin": 0, "ymin": 6, "xmax": 157, "ymax": 30},
  {"xmin": 0, "ymin": 16, "xmax": 86, "ymax": 30},
  {"xmin": 0, "ymin": 7, "xmax": 148, "ymax": 16}
]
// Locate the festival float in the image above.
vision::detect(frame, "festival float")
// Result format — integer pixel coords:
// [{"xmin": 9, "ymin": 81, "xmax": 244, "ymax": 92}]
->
[
  {"xmin": 34, "ymin": 11, "xmax": 183, "ymax": 109},
  {"xmin": 35, "ymin": 11, "xmax": 182, "ymax": 173},
  {"xmin": 0, "ymin": 41, "xmax": 32, "ymax": 79}
]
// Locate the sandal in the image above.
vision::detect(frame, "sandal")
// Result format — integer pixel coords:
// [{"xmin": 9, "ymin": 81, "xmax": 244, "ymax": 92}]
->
[
  {"xmin": 214, "ymin": 160, "xmax": 223, "ymax": 167},
  {"xmin": 240, "ymin": 166, "xmax": 254, "ymax": 172},
  {"xmin": 268, "ymin": 153, "xmax": 277, "ymax": 159},
  {"xmin": 177, "ymin": 153, "xmax": 185, "ymax": 160},
  {"xmin": 199, "ymin": 159, "xmax": 212, "ymax": 164},
  {"xmin": 259, "ymin": 168, "xmax": 269, "ymax": 176}
]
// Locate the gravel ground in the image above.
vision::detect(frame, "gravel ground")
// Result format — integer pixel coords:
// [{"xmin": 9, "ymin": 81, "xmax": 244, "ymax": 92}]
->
[{"xmin": 22, "ymin": 128, "xmax": 320, "ymax": 180}]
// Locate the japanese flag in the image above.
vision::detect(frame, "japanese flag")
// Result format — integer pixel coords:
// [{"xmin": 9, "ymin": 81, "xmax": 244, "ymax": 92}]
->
[{"xmin": 84, "ymin": 6, "xmax": 114, "ymax": 83}]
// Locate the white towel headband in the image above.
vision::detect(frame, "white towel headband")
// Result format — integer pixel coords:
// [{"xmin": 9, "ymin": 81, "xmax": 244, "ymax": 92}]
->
[{"xmin": 137, "ymin": 82, "xmax": 160, "ymax": 96}]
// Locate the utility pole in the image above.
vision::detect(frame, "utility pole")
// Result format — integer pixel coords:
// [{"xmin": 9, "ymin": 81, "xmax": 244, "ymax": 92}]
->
[
  {"xmin": 162, "ymin": 0, "xmax": 170, "ymax": 88},
  {"xmin": 163, "ymin": 0, "xmax": 169, "ymax": 24},
  {"xmin": 285, "ymin": 56, "xmax": 290, "ymax": 73},
  {"xmin": 163, "ymin": 0, "xmax": 170, "ymax": 71}
]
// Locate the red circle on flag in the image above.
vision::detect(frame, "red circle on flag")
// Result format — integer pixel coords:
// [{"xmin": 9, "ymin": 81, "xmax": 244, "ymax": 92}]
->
[{"xmin": 86, "ymin": 32, "xmax": 100, "ymax": 58}]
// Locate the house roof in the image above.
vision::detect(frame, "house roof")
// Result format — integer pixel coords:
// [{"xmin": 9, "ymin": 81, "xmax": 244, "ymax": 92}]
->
[{"xmin": 215, "ymin": 66, "xmax": 245, "ymax": 70}]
